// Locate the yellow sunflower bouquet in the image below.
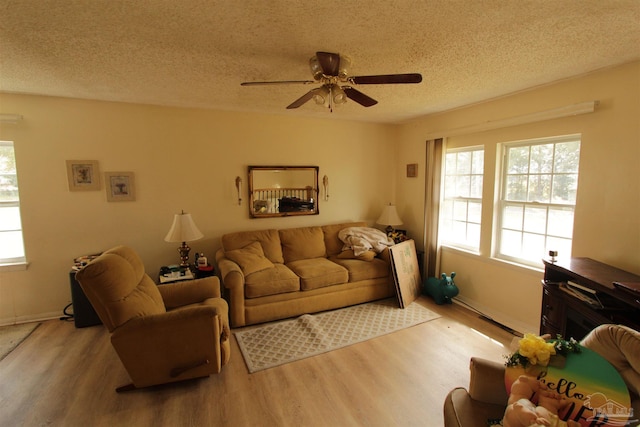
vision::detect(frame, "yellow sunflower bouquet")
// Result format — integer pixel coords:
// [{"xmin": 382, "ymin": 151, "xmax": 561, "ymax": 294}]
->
[{"xmin": 505, "ymin": 333, "xmax": 581, "ymax": 368}]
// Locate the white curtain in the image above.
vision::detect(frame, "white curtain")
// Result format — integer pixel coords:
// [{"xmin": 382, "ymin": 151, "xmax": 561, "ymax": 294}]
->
[{"xmin": 422, "ymin": 138, "xmax": 444, "ymax": 279}]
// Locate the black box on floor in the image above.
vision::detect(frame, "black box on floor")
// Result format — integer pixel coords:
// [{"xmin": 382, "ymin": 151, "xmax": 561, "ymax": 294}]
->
[{"xmin": 69, "ymin": 271, "xmax": 102, "ymax": 328}]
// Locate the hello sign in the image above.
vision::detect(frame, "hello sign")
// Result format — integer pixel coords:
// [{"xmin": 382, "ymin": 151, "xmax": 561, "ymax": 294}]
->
[{"xmin": 505, "ymin": 347, "xmax": 634, "ymax": 426}]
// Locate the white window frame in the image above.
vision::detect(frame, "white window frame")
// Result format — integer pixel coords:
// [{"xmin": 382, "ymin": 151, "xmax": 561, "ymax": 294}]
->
[
  {"xmin": 0, "ymin": 141, "xmax": 26, "ymax": 267},
  {"xmin": 439, "ymin": 146, "xmax": 484, "ymax": 252},
  {"xmin": 495, "ymin": 135, "xmax": 581, "ymax": 268}
]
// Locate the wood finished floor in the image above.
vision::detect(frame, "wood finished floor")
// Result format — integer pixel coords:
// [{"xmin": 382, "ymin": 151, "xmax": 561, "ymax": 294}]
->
[{"xmin": 0, "ymin": 296, "xmax": 518, "ymax": 426}]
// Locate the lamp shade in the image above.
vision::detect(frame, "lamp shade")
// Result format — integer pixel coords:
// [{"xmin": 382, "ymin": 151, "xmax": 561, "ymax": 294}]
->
[
  {"xmin": 376, "ymin": 204, "xmax": 403, "ymax": 227},
  {"xmin": 164, "ymin": 212, "xmax": 204, "ymax": 243}
]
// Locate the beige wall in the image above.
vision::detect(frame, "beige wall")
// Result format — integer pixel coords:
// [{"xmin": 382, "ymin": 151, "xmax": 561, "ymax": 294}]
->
[
  {"xmin": 2, "ymin": 61, "xmax": 638, "ymax": 330},
  {"xmin": 0, "ymin": 95, "xmax": 397, "ymax": 324},
  {"xmin": 397, "ymin": 61, "xmax": 640, "ymax": 333}
]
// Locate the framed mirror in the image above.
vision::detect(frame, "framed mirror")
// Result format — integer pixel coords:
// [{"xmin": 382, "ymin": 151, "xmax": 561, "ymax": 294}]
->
[{"xmin": 248, "ymin": 166, "xmax": 319, "ymax": 218}]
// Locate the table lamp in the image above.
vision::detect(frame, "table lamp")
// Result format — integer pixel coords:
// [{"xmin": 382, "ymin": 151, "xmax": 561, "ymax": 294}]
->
[
  {"xmin": 164, "ymin": 210, "xmax": 204, "ymax": 267},
  {"xmin": 376, "ymin": 203, "xmax": 403, "ymax": 234}
]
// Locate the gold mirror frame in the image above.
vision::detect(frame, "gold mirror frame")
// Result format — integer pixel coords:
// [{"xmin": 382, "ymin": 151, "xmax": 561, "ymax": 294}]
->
[{"xmin": 248, "ymin": 166, "xmax": 319, "ymax": 218}]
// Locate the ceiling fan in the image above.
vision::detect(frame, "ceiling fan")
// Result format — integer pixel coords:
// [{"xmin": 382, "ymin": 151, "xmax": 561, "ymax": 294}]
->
[{"xmin": 240, "ymin": 52, "xmax": 422, "ymax": 111}]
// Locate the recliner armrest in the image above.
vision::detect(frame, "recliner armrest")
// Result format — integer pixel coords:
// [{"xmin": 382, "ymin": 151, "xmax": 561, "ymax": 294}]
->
[
  {"xmin": 468, "ymin": 357, "xmax": 508, "ymax": 406},
  {"xmin": 158, "ymin": 276, "xmax": 220, "ymax": 309}
]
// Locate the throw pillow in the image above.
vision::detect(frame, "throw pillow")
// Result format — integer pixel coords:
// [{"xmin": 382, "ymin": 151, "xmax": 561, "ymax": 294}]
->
[
  {"xmin": 336, "ymin": 249, "xmax": 376, "ymax": 261},
  {"xmin": 279, "ymin": 226, "xmax": 326, "ymax": 263},
  {"xmin": 225, "ymin": 241, "xmax": 275, "ymax": 276}
]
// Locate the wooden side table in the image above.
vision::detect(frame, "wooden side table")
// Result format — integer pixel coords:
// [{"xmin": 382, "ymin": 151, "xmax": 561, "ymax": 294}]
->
[{"xmin": 158, "ymin": 265, "xmax": 216, "ymax": 284}]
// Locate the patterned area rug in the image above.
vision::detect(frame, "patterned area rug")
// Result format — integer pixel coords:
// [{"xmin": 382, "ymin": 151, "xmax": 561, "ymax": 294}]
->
[
  {"xmin": 0, "ymin": 322, "xmax": 40, "ymax": 362},
  {"xmin": 235, "ymin": 299, "xmax": 440, "ymax": 373}
]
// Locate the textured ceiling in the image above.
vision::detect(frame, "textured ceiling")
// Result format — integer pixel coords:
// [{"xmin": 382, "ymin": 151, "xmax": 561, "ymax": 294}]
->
[{"xmin": 1, "ymin": 0, "xmax": 639, "ymax": 123}]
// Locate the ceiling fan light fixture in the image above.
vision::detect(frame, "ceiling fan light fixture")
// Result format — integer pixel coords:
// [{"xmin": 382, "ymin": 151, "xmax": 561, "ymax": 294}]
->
[
  {"xmin": 243, "ymin": 51, "xmax": 422, "ymax": 111},
  {"xmin": 309, "ymin": 56, "xmax": 323, "ymax": 80},
  {"xmin": 313, "ymin": 85, "xmax": 330, "ymax": 105},
  {"xmin": 338, "ymin": 55, "xmax": 351, "ymax": 79},
  {"xmin": 332, "ymin": 84, "xmax": 347, "ymax": 104}
]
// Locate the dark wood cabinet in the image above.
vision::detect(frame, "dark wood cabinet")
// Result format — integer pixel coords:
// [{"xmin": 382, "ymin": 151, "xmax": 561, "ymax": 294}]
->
[{"xmin": 540, "ymin": 257, "xmax": 640, "ymax": 340}]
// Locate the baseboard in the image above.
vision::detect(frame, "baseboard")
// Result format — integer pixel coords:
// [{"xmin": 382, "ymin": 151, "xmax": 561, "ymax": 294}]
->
[
  {"xmin": 452, "ymin": 296, "xmax": 537, "ymax": 336},
  {"xmin": 0, "ymin": 311, "xmax": 63, "ymax": 327}
]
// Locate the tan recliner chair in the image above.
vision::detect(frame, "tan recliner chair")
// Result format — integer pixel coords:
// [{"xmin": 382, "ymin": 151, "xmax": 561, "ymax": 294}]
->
[
  {"xmin": 75, "ymin": 245, "xmax": 231, "ymax": 392},
  {"xmin": 443, "ymin": 324, "xmax": 640, "ymax": 427}
]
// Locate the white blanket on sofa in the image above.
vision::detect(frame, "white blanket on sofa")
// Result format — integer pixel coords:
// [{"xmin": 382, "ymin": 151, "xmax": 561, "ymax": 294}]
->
[{"xmin": 338, "ymin": 227, "xmax": 394, "ymax": 256}]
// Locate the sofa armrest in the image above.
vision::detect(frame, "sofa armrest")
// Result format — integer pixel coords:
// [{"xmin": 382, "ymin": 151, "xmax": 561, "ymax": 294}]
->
[
  {"xmin": 158, "ymin": 276, "xmax": 220, "ymax": 309},
  {"xmin": 216, "ymin": 249, "xmax": 243, "ymax": 284},
  {"xmin": 378, "ymin": 247, "xmax": 391, "ymax": 264},
  {"xmin": 468, "ymin": 357, "xmax": 508, "ymax": 406},
  {"xmin": 215, "ymin": 248, "xmax": 247, "ymax": 327}
]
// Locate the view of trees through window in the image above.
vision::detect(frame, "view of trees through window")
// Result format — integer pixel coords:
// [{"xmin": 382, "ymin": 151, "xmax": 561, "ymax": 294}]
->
[
  {"xmin": 439, "ymin": 147, "xmax": 484, "ymax": 251},
  {"xmin": 498, "ymin": 136, "xmax": 581, "ymax": 266},
  {"xmin": 0, "ymin": 141, "xmax": 25, "ymax": 263}
]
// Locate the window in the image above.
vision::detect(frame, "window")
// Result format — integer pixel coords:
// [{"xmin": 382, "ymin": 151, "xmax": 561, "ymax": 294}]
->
[
  {"xmin": 496, "ymin": 135, "xmax": 581, "ymax": 266},
  {"xmin": 0, "ymin": 141, "xmax": 25, "ymax": 265},
  {"xmin": 439, "ymin": 146, "xmax": 484, "ymax": 251}
]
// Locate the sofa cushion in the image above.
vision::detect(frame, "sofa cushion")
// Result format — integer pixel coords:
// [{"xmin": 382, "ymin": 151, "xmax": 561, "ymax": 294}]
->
[
  {"xmin": 245, "ymin": 264, "xmax": 300, "ymax": 298},
  {"xmin": 279, "ymin": 226, "xmax": 326, "ymax": 263},
  {"xmin": 286, "ymin": 258, "xmax": 349, "ymax": 291},
  {"xmin": 322, "ymin": 222, "xmax": 367, "ymax": 256},
  {"xmin": 222, "ymin": 229, "xmax": 284, "ymax": 264},
  {"xmin": 224, "ymin": 241, "xmax": 275, "ymax": 276},
  {"xmin": 336, "ymin": 249, "xmax": 376, "ymax": 261},
  {"xmin": 330, "ymin": 257, "xmax": 390, "ymax": 282}
]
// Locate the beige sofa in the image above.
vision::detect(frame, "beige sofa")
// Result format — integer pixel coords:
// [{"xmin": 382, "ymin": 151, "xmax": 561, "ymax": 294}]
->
[{"xmin": 215, "ymin": 221, "xmax": 395, "ymax": 327}]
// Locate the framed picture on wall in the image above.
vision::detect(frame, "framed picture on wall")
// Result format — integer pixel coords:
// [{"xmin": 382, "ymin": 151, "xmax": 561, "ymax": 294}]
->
[
  {"xmin": 66, "ymin": 160, "xmax": 100, "ymax": 191},
  {"xmin": 104, "ymin": 171, "xmax": 136, "ymax": 202},
  {"xmin": 406, "ymin": 163, "xmax": 418, "ymax": 178}
]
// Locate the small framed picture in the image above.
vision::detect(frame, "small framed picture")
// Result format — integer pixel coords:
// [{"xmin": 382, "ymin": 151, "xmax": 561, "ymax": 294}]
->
[
  {"xmin": 406, "ymin": 163, "xmax": 418, "ymax": 178},
  {"xmin": 66, "ymin": 160, "xmax": 100, "ymax": 191},
  {"xmin": 104, "ymin": 172, "xmax": 136, "ymax": 202}
]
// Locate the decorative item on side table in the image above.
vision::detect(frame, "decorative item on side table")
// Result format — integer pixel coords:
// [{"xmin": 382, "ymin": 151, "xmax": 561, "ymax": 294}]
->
[
  {"xmin": 164, "ymin": 210, "xmax": 203, "ymax": 268},
  {"xmin": 158, "ymin": 265, "xmax": 194, "ymax": 284},
  {"xmin": 389, "ymin": 229, "xmax": 407, "ymax": 244},
  {"xmin": 195, "ymin": 252, "xmax": 216, "ymax": 279},
  {"xmin": 376, "ymin": 203, "xmax": 404, "ymax": 242}
]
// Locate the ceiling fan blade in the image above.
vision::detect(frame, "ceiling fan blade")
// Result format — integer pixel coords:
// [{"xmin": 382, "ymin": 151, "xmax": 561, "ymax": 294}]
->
[
  {"xmin": 350, "ymin": 73, "xmax": 422, "ymax": 85},
  {"xmin": 316, "ymin": 52, "xmax": 341, "ymax": 76},
  {"xmin": 241, "ymin": 80, "xmax": 315, "ymax": 86},
  {"xmin": 343, "ymin": 86, "xmax": 378, "ymax": 107},
  {"xmin": 286, "ymin": 89, "xmax": 318, "ymax": 109}
]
